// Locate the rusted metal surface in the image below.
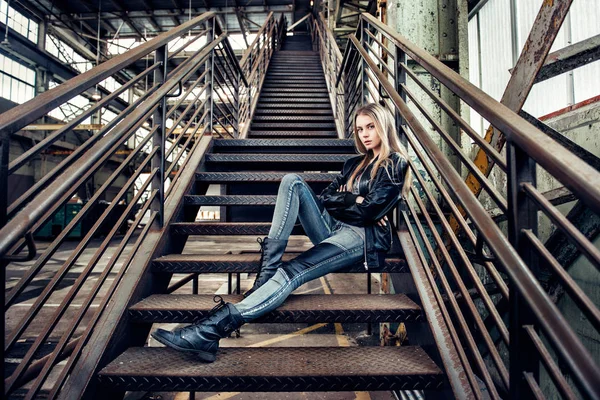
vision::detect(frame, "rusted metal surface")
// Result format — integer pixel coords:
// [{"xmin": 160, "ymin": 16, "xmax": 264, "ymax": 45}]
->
[
  {"xmin": 98, "ymin": 347, "xmax": 444, "ymax": 392},
  {"xmin": 399, "ymin": 224, "xmax": 479, "ymax": 399},
  {"xmin": 534, "ymin": 33, "xmax": 600, "ymax": 84},
  {"xmin": 195, "ymin": 172, "xmax": 340, "ymax": 182},
  {"xmin": 450, "ymin": 0, "xmax": 575, "ymax": 234},
  {"xmin": 152, "ymin": 253, "xmax": 408, "ymax": 274},
  {"xmin": 129, "ymin": 293, "xmax": 423, "ymax": 323}
]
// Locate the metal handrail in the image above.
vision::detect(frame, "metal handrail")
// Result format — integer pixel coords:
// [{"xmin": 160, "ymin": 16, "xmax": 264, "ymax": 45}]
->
[{"xmin": 334, "ymin": 12, "xmax": 600, "ymax": 400}]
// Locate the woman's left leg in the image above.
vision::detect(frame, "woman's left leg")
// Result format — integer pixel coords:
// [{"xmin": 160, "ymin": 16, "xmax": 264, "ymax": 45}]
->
[
  {"xmin": 234, "ymin": 226, "xmax": 364, "ymax": 322},
  {"xmin": 152, "ymin": 226, "xmax": 364, "ymax": 362}
]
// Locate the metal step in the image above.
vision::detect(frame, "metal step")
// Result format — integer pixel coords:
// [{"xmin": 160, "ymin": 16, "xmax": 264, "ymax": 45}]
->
[
  {"xmin": 256, "ymin": 102, "xmax": 332, "ymax": 108},
  {"xmin": 184, "ymin": 195, "xmax": 277, "ymax": 206},
  {"xmin": 252, "ymin": 116, "xmax": 334, "ymax": 122},
  {"xmin": 258, "ymin": 97, "xmax": 330, "ymax": 103},
  {"xmin": 209, "ymin": 139, "xmax": 351, "ymax": 153},
  {"xmin": 170, "ymin": 222, "xmax": 306, "ymax": 236},
  {"xmin": 129, "ymin": 294, "xmax": 422, "ymax": 323},
  {"xmin": 257, "ymin": 92, "xmax": 329, "ymax": 98},
  {"xmin": 152, "ymin": 253, "xmax": 408, "ymax": 273},
  {"xmin": 253, "ymin": 109, "xmax": 333, "ymax": 115},
  {"xmin": 250, "ymin": 123, "xmax": 337, "ymax": 130},
  {"xmin": 260, "ymin": 89, "xmax": 327, "ymax": 94},
  {"xmin": 195, "ymin": 172, "xmax": 341, "ymax": 183},
  {"xmin": 98, "ymin": 347, "xmax": 444, "ymax": 392},
  {"xmin": 206, "ymin": 153, "xmax": 351, "ymax": 163},
  {"xmin": 212, "ymin": 139, "xmax": 352, "ymax": 147},
  {"xmin": 248, "ymin": 131, "xmax": 338, "ymax": 138}
]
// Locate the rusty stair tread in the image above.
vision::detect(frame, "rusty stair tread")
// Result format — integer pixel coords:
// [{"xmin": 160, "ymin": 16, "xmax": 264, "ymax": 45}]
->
[
  {"xmin": 253, "ymin": 109, "xmax": 333, "ymax": 115},
  {"xmin": 195, "ymin": 172, "xmax": 341, "ymax": 182},
  {"xmin": 129, "ymin": 294, "xmax": 422, "ymax": 323},
  {"xmin": 98, "ymin": 346, "xmax": 444, "ymax": 392},
  {"xmin": 250, "ymin": 123, "xmax": 337, "ymax": 130},
  {"xmin": 248, "ymin": 131, "xmax": 338, "ymax": 138},
  {"xmin": 184, "ymin": 195, "xmax": 278, "ymax": 205},
  {"xmin": 205, "ymin": 154, "xmax": 353, "ymax": 162},
  {"xmin": 212, "ymin": 139, "xmax": 351, "ymax": 146},
  {"xmin": 152, "ymin": 252, "xmax": 408, "ymax": 273},
  {"xmin": 253, "ymin": 116, "xmax": 334, "ymax": 121}
]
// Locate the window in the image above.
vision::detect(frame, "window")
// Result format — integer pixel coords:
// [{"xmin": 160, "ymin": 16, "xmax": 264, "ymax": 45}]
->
[
  {"xmin": 0, "ymin": 53, "xmax": 35, "ymax": 103},
  {"xmin": 0, "ymin": 0, "xmax": 39, "ymax": 43}
]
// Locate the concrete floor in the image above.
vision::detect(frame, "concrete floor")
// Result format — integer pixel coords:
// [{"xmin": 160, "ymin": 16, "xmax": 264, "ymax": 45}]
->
[{"xmin": 6, "ymin": 234, "xmax": 397, "ymax": 399}]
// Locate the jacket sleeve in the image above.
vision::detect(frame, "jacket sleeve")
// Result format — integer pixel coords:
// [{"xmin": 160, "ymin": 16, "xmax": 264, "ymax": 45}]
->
[
  {"xmin": 318, "ymin": 158, "xmax": 361, "ymax": 208},
  {"xmin": 329, "ymin": 159, "xmax": 406, "ymax": 226}
]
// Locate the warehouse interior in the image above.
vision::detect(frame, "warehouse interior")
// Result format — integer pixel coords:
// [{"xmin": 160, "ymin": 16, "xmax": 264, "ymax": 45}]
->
[{"xmin": 0, "ymin": 0, "xmax": 599, "ymax": 399}]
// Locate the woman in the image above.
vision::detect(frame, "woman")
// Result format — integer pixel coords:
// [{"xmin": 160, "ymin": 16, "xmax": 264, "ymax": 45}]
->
[{"xmin": 152, "ymin": 103, "xmax": 411, "ymax": 362}]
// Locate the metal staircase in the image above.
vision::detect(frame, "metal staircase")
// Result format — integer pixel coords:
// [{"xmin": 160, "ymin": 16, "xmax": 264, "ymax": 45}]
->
[
  {"xmin": 1, "ymin": 8, "xmax": 599, "ymax": 400},
  {"xmin": 96, "ymin": 32, "xmax": 447, "ymax": 396}
]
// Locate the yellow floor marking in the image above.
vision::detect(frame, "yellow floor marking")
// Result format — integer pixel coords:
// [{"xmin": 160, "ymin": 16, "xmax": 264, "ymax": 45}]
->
[{"xmin": 247, "ymin": 322, "xmax": 329, "ymax": 347}]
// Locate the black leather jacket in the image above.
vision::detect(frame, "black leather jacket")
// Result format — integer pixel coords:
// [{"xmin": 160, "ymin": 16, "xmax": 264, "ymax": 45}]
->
[{"xmin": 318, "ymin": 153, "xmax": 408, "ymax": 270}]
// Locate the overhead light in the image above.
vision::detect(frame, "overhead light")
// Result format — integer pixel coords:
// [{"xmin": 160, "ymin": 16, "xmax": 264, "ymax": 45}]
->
[{"xmin": 91, "ymin": 87, "xmax": 102, "ymax": 101}]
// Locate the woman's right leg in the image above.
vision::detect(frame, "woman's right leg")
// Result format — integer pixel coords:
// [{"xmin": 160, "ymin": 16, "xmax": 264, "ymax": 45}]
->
[{"xmin": 268, "ymin": 173, "xmax": 337, "ymax": 244}]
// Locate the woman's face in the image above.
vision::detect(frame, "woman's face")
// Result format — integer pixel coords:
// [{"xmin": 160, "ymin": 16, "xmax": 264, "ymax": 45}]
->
[{"xmin": 356, "ymin": 114, "xmax": 382, "ymax": 155}]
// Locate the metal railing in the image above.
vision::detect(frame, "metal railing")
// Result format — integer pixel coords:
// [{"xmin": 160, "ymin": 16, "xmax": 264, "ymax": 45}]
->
[
  {"xmin": 322, "ymin": 12, "xmax": 600, "ymax": 400},
  {"xmin": 238, "ymin": 12, "xmax": 285, "ymax": 138},
  {"xmin": 311, "ymin": 13, "xmax": 345, "ymax": 138},
  {"xmin": 0, "ymin": 11, "xmax": 279, "ymax": 399}
]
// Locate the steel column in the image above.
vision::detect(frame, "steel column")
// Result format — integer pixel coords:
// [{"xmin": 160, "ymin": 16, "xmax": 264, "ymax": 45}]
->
[
  {"xmin": 152, "ymin": 45, "xmax": 168, "ymax": 228},
  {"xmin": 507, "ymin": 142, "xmax": 539, "ymax": 398}
]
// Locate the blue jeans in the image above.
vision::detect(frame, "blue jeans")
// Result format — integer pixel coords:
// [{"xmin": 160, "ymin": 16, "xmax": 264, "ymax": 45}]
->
[{"xmin": 234, "ymin": 173, "xmax": 365, "ymax": 322}]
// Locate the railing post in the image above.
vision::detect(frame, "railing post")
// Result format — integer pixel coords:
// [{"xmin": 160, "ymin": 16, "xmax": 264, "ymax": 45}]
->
[
  {"xmin": 0, "ymin": 135, "xmax": 8, "ymax": 229},
  {"xmin": 394, "ymin": 44, "xmax": 407, "ymax": 148},
  {"xmin": 152, "ymin": 44, "xmax": 168, "ymax": 228},
  {"xmin": 507, "ymin": 141, "xmax": 540, "ymax": 398},
  {"xmin": 205, "ymin": 18, "xmax": 215, "ymax": 135},
  {"xmin": 0, "ymin": 135, "xmax": 6, "ymax": 397},
  {"xmin": 360, "ymin": 19, "xmax": 367, "ymax": 105}
]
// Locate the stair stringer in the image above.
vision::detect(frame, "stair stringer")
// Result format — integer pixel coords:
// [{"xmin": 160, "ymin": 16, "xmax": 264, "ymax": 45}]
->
[
  {"xmin": 57, "ymin": 136, "xmax": 215, "ymax": 400},
  {"xmin": 396, "ymin": 222, "xmax": 479, "ymax": 399}
]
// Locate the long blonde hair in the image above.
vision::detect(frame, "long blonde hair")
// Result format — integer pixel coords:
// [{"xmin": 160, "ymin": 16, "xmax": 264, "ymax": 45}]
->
[{"xmin": 347, "ymin": 103, "xmax": 412, "ymax": 199}]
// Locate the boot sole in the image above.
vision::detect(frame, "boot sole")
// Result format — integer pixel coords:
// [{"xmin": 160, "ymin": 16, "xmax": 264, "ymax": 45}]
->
[{"xmin": 151, "ymin": 331, "xmax": 217, "ymax": 363}]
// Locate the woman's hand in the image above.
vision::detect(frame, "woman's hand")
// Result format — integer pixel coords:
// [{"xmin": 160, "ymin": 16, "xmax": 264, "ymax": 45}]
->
[
  {"xmin": 337, "ymin": 184, "xmax": 347, "ymax": 192},
  {"xmin": 356, "ymin": 196, "xmax": 364, "ymax": 204},
  {"xmin": 376, "ymin": 215, "xmax": 388, "ymax": 227}
]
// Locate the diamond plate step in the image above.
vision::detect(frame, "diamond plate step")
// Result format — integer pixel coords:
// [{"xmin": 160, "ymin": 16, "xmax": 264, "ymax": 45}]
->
[
  {"xmin": 129, "ymin": 294, "xmax": 422, "ymax": 323},
  {"xmin": 98, "ymin": 347, "xmax": 444, "ymax": 392},
  {"xmin": 258, "ymin": 92, "xmax": 329, "ymax": 98},
  {"xmin": 260, "ymin": 88, "xmax": 327, "ymax": 93},
  {"xmin": 212, "ymin": 139, "xmax": 352, "ymax": 147},
  {"xmin": 258, "ymin": 98, "xmax": 330, "ymax": 103},
  {"xmin": 252, "ymin": 116, "xmax": 334, "ymax": 122},
  {"xmin": 195, "ymin": 172, "xmax": 340, "ymax": 183},
  {"xmin": 256, "ymin": 103, "xmax": 332, "ymax": 109},
  {"xmin": 184, "ymin": 195, "xmax": 277, "ymax": 206},
  {"xmin": 253, "ymin": 109, "xmax": 333, "ymax": 115},
  {"xmin": 248, "ymin": 131, "xmax": 337, "ymax": 138},
  {"xmin": 205, "ymin": 153, "xmax": 352, "ymax": 163},
  {"xmin": 250, "ymin": 123, "xmax": 337, "ymax": 130},
  {"xmin": 152, "ymin": 253, "xmax": 408, "ymax": 273},
  {"xmin": 170, "ymin": 222, "xmax": 306, "ymax": 236}
]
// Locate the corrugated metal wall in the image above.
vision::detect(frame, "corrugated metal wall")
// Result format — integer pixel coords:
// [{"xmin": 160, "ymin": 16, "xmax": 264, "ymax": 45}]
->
[{"xmin": 468, "ymin": 0, "xmax": 600, "ymax": 133}]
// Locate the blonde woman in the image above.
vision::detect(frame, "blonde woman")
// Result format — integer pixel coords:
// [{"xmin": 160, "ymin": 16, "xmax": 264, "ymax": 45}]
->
[{"xmin": 152, "ymin": 103, "xmax": 411, "ymax": 362}]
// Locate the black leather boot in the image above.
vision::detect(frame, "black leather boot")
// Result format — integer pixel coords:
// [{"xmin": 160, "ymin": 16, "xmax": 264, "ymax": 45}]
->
[
  {"xmin": 243, "ymin": 237, "xmax": 288, "ymax": 298},
  {"xmin": 151, "ymin": 295, "xmax": 244, "ymax": 362}
]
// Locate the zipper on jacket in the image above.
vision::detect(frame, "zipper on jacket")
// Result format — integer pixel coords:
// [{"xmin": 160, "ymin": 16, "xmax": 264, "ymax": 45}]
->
[{"xmin": 363, "ymin": 230, "xmax": 368, "ymax": 270}]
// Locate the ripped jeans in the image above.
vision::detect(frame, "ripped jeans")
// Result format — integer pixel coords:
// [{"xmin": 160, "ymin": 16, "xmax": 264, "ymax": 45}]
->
[{"xmin": 234, "ymin": 173, "xmax": 365, "ymax": 322}]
